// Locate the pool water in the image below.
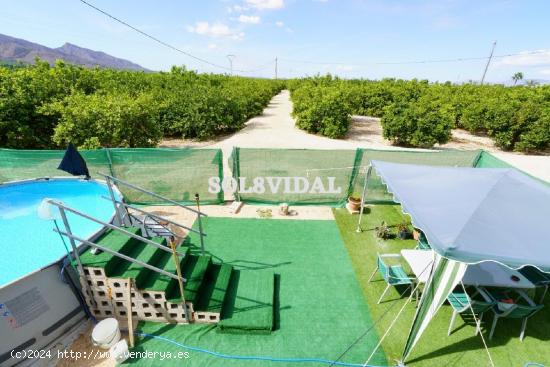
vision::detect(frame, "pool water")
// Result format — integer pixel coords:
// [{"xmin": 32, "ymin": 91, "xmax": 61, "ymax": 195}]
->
[{"xmin": 0, "ymin": 179, "xmax": 118, "ymax": 286}]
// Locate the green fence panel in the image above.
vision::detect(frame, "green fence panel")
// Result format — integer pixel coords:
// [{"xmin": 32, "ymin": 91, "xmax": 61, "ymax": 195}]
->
[
  {"xmin": 230, "ymin": 148, "xmax": 359, "ymax": 206},
  {"xmin": 474, "ymin": 150, "xmax": 513, "ymax": 168},
  {"xmin": 108, "ymin": 148, "xmax": 224, "ymax": 205},
  {"xmin": 0, "ymin": 149, "xmax": 110, "ymax": 182},
  {"xmin": 353, "ymin": 149, "xmax": 482, "ymax": 203},
  {"xmin": 475, "ymin": 151, "xmax": 549, "ymax": 186}
]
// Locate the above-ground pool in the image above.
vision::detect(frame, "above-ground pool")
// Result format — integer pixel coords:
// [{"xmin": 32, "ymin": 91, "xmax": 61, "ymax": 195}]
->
[{"xmin": 0, "ymin": 179, "xmax": 118, "ymax": 287}]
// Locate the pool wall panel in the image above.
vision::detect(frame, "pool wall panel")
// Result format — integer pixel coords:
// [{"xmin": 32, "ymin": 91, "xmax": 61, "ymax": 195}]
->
[{"xmin": 0, "ymin": 264, "xmax": 84, "ymax": 366}]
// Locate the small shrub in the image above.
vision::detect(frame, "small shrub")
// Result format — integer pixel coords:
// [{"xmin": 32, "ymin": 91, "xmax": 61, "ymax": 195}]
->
[
  {"xmin": 42, "ymin": 92, "xmax": 163, "ymax": 148},
  {"xmin": 292, "ymin": 87, "xmax": 352, "ymax": 138},
  {"xmin": 381, "ymin": 97, "xmax": 454, "ymax": 148}
]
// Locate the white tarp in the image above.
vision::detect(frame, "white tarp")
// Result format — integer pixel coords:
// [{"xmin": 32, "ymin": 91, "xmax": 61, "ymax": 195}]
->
[{"xmin": 371, "ymin": 160, "xmax": 550, "ymax": 272}]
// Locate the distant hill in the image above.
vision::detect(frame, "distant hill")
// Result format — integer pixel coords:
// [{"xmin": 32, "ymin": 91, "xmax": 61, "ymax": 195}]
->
[{"xmin": 0, "ymin": 33, "xmax": 148, "ymax": 71}]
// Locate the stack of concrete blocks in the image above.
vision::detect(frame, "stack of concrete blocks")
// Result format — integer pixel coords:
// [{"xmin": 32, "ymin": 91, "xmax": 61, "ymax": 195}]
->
[
  {"xmin": 81, "ymin": 267, "xmax": 115, "ymax": 319},
  {"xmin": 81, "ymin": 267, "xmax": 193, "ymax": 324}
]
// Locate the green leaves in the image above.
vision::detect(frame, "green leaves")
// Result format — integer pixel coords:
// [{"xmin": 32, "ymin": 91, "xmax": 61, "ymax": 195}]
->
[
  {"xmin": 0, "ymin": 60, "xmax": 284, "ymax": 148},
  {"xmin": 288, "ymin": 75, "xmax": 550, "ymax": 152},
  {"xmin": 291, "ymin": 85, "xmax": 352, "ymax": 139},
  {"xmin": 381, "ymin": 97, "xmax": 454, "ymax": 148},
  {"xmin": 42, "ymin": 92, "xmax": 163, "ymax": 148}
]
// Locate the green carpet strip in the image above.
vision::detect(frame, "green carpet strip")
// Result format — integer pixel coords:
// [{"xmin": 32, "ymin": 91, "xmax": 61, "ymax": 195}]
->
[
  {"xmin": 195, "ymin": 263, "xmax": 233, "ymax": 313},
  {"xmin": 110, "ymin": 236, "xmax": 166, "ymax": 288},
  {"xmin": 218, "ymin": 270, "xmax": 275, "ymax": 334},
  {"xmin": 79, "ymin": 227, "xmax": 141, "ymax": 274}
]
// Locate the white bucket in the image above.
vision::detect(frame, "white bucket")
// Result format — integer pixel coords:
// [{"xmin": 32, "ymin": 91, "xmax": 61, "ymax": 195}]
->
[
  {"xmin": 91, "ymin": 318, "xmax": 121, "ymax": 349},
  {"xmin": 110, "ymin": 339, "xmax": 129, "ymax": 363}
]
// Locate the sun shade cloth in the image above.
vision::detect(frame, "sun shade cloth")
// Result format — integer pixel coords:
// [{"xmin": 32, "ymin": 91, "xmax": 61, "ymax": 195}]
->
[
  {"xmin": 58, "ymin": 143, "xmax": 90, "ymax": 178},
  {"xmin": 371, "ymin": 160, "xmax": 550, "ymax": 272}
]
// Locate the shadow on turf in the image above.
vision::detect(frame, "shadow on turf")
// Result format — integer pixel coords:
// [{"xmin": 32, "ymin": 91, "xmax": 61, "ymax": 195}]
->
[
  {"xmin": 182, "ymin": 238, "xmax": 291, "ymax": 271},
  {"xmin": 406, "ymin": 310, "xmax": 550, "ymax": 365},
  {"xmin": 225, "ymin": 259, "xmax": 292, "ymax": 271}
]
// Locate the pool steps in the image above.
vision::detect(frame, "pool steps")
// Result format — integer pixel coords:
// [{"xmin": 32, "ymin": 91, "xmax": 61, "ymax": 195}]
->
[{"xmin": 79, "ymin": 228, "xmax": 233, "ymax": 325}]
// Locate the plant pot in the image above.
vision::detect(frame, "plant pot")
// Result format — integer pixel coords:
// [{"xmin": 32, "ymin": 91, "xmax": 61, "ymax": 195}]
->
[{"xmin": 348, "ymin": 197, "xmax": 361, "ymax": 212}]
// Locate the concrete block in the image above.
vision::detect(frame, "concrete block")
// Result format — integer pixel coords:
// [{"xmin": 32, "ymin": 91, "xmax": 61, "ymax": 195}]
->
[
  {"xmin": 194, "ymin": 311, "xmax": 220, "ymax": 324},
  {"xmin": 165, "ymin": 302, "xmax": 193, "ymax": 323},
  {"xmin": 135, "ymin": 290, "xmax": 166, "ymax": 303},
  {"xmin": 83, "ymin": 266, "xmax": 107, "ymax": 279}
]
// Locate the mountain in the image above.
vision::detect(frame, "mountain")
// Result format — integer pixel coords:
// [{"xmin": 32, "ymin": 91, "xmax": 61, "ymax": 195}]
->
[{"xmin": 0, "ymin": 33, "xmax": 148, "ymax": 71}]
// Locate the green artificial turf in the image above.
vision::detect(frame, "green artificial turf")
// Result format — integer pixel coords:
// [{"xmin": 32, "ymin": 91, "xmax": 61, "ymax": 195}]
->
[
  {"xmin": 110, "ymin": 236, "xmax": 166, "ymax": 288},
  {"xmin": 333, "ymin": 205, "xmax": 550, "ymax": 367},
  {"xmin": 140, "ymin": 247, "xmax": 189, "ymax": 292},
  {"xmin": 79, "ymin": 227, "xmax": 141, "ymax": 273},
  {"xmin": 195, "ymin": 263, "xmax": 234, "ymax": 313},
  {"xmin": 218, "ymin": 270, "xmax": 275, "ymax": 334},
  {"xmin": 128, "ymin": 217, "xmax": 386, "ymax": 367},
  {"xmin": 167, "ymin": 255, "xmax": 212, "ymax": 303}
]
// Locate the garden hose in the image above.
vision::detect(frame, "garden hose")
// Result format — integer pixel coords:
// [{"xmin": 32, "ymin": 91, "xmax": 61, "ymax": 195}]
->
[{"xmin": 134, "ymin": 332, "xmax": 391, "ymax": 367}]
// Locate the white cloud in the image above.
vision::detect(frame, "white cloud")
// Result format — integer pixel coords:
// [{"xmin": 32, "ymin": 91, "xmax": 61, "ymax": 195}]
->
[
  {"xmin": 232, "ymin": 4, "xmax": 247, "ymax": 12},
  {"xmin": 499, "ymin": 50, "xmax": 550, "ymax": 67},
  {"xmin": 246, "ymin": 0, "xmax": 285, "ymax": 10},
  {"xmin": 208, "ymin": 43, "xmax": 218, "ymax": 49},
  {"xmin": 275, "ymin": 21, "xmax": 284, "ymax": 27},
  {"xmin": 238, "ymin": 15, "xmax": 261, "ymax": 24},
  {"xmin": 539, "ymin": 69, "xmax": 550, "ymax": 76},
  {"xmin": 313, "ymin": 0, "xmax": 329, "ymax": 2},
  {"xmin": 187, "ymin": 22, "xmax": 244, "ymax": 40}
]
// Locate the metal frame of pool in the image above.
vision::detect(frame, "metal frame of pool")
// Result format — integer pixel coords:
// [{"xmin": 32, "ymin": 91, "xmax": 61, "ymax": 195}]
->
[{"xmin": 0, "ymin": 177, "xmax": 122, "ymax": 366}]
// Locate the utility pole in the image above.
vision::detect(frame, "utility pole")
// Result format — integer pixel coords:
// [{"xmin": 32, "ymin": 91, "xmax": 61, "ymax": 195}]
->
[
  {"xmin": 226, "ymin": 54, "xmax": 235, "ymax": 75},
  {"xmin": 480, "ymin": 41, "xmax": 497, "ymax": 85},
  {"xmin": 275, "ymin": 57, "xmax": 278, "ymax": 79}
]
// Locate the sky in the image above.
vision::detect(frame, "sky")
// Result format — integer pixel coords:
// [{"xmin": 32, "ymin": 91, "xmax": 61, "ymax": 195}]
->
[{"xmin": 1, "ymin": 0, "xmax": 550, "ymax": 82}]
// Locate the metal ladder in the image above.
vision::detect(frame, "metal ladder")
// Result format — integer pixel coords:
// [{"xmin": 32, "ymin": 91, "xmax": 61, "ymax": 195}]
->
[
  {"xmin": 48, "ymin": 176, "xmax": 208, "ymax": 324},
  {"xmin": 98, "ymin": 173, "xmax": 207, "ymax": 254}
]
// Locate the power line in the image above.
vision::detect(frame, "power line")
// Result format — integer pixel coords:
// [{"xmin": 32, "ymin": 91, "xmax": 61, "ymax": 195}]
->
[
  {"xmin": 78, "ymin": 0, "xmax": 265, "ymax": 74},
  {"xmin": 279, "ymin": 49, "xmax": 549, "ymax": 67}
]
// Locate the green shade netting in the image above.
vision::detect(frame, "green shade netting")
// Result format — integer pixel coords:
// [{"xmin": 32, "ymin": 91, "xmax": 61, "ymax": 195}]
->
[
  {"xmin": 230, "ymin": 147, "xmax": 360, "ymax": 206},
  {"xmin": 0, "ymin": 148, "xmax": 224, "ymax": 205},
  {"xmin": 354, "ymin": 149, "xmax": 481, "ymax": 203},
  {"xmin": 230, "ymin": 147, "xmax": 481, "ymax": 205},
  {"xmin": 0, "ymin": 149, "xmax": 110, "ymax": 182}
]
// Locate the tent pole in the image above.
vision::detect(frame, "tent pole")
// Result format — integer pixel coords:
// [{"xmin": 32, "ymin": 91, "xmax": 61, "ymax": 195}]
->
[
  {"xmin": 460, "ymin": 281, "xmax": 495, "ymax": 367},
  {"xmin": 364, "ymin": 280, "xmax": 420, "ymax": 366},
  {"xmin": 356, "ymin": 165, "xmax": 372, "ymax": 233}
]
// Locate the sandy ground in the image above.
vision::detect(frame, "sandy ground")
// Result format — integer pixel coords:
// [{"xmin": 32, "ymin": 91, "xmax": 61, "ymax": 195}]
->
[
  {"xmin": 161, "ymin": 90, "xmax": 550, "ymax": 182},
  {"xmin": 144, "ymin": 203, "xmax": 334, "ymax": 234},
  {"xmin": 54, "ymin": 322, "xmax": 114, "ymax": 367}
]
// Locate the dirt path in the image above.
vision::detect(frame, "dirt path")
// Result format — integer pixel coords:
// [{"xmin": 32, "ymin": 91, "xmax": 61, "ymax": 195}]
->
[{"xmin": 161, "ymin": 90, "xmax": 550, "ymax": 182}]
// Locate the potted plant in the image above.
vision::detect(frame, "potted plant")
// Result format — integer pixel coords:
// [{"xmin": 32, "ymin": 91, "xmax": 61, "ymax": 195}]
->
[
  {"xmin": 348, "ymin": 195, "xmax": 362, "ymax": 212},
  {"xmin": 375, "ymin": 221, "xmax": 393, "ymax": 240},
  {"xmin": 397, "ymin": 222, "xmax": 412, "ymax": 240}
]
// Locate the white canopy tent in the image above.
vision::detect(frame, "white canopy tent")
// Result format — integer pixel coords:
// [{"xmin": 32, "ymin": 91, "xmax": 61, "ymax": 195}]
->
[{"xmin": 358, "ymin": 161, "xmax": 550, "ymax": 364}]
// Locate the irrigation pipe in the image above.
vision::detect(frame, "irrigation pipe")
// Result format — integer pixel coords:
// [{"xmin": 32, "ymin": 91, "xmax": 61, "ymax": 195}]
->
[{"xmin": 133, "ymin": 332, "xmax": 392, "ymax": 367}]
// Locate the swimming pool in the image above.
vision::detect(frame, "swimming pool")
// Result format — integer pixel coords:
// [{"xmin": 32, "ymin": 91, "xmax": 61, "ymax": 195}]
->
[{"xmin": 0, "ymin": 178, "xmax": 119, "ymax": 287}]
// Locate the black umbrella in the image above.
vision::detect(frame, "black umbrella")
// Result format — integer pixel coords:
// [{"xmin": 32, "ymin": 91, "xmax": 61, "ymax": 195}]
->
[{"xmin": 58, "ymin": 143, "xmax": 90, "ymax": 179}]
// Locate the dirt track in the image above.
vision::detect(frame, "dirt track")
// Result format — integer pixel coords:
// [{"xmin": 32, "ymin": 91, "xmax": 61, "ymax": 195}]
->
[{"xmin": 161, "ymin": 90, "xmax": 550, "ymax": 182}]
